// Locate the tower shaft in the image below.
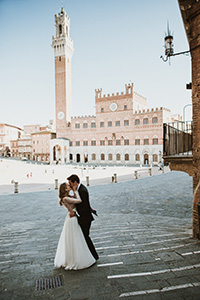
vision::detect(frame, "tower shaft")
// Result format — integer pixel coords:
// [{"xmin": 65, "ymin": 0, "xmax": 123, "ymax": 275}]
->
[{"xmin": 52, "ymin": 7, "xmax": 74, "ymax": 129}]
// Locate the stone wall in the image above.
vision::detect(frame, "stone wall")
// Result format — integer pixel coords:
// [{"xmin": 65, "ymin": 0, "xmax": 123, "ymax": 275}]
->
[{"xmin": 178, "ymin": 0, "xmax": 200, "ymax": 238}]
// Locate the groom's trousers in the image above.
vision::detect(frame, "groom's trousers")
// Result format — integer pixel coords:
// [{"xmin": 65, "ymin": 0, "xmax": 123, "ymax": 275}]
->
[{"xmin": 80, "ymin": 221, "xmax": 99, "ymax": 260}]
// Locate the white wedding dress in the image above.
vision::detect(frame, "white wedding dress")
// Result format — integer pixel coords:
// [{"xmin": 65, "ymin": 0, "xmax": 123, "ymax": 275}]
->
[{"xmin": 54, "ymin": 193, "xmax": 96, "ymax": 270}]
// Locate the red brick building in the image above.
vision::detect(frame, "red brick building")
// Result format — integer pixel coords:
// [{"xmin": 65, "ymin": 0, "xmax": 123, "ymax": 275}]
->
[
  {"xmin": 165, "ymin": 1, "xmax": 200, "ymax": 238},
  {"xmin": 178, "ymin": 0, "xmax": 200, "ymax": 239}
]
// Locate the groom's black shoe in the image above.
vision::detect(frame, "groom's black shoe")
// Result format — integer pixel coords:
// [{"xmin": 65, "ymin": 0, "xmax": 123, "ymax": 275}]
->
[{"xmin": 91, "ymin": 208, "xmax": 98, "ymax": 216}]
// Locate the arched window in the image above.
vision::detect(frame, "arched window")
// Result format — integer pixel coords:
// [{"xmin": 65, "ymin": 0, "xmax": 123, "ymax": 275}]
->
[
  {"xmin": 108, "ymin": 138, "xmax": 113, "ymax": 146},
  {"xmin": 91, "ymin": 121, "xmax": 96, "ymax": 128},
  {"xmin": 144, "ymin": 137, "xmax": 149, "ymax": 145},
  {"xmin": 116, "ymin": 153, "xmax": 121, "ymax": 161},
  {"xmin": 135, "ymin": 154, "xmax": 140, "ymax": 161},
  {"xmin": 83, "ymin": 139, "xmax": 88, "ymax": 146},
  {"xmin": 135, "ymin": 136, "xmax": 140, "ymax": 145},
  {"xmin": 116, "ymin": 138, "xmax": 121, "ymax": 145},
  {"xmin": 153, "ymin": 154, "xmax": 158, "ymax": 162},
  {"xmin": 124, "ymin": 119, "xmax": 129, "ymax": 126},
  {"xmin": 100, "ymin": 138, "xmax": 105, "ymax": 146},
  {"xmin": 83, "ymin": 122, "xmax": 88, "ymax": 128},
  {"xmin": 92, "ymin": 153, "xmax": 96, "ymax": 160},
  {"xmin": 152, "ymin": 117, "xmax": 158, "ymax": 124},
  {"xmin": 76, "ymin": 140, "xmax": 80, "ymax": 146},
  {"xmin": 75, "ymin": 122, "xmax": 80, "ymax": 129},
  {"xmin": 135, "ymin": 119, "xmax": 140, "ymax": 125},
  {"xmin": 108, "ymin": 153, "xmax": 112, "ymax": 160},
  {"xmin": 143, "ymin": 118, "xmax": 148, "ymax": 124},
  {"xmin": 59, "ymin": 24, "xmax": 62, "ymax": 34},
  {"xmin": 153, "ymin": 138, "xmax": 158, "ymax": 145},
  {"xmin": 125, "ymin": 153, "xmax": 129, "ymax": 161},
  {"xmin": 91, "ymin": 139, "xmax": 96, "ymax": 146},
  {"xmin": 115, "ymin": 120, "xmax": 120, "ymax": 127},
  {"xmin": 124, "ymin": 137, "xmax": 129, "ymax": 145},
  {"xmin": 101, "ymin": 153, "xmax": 105, "ymax": 160}
]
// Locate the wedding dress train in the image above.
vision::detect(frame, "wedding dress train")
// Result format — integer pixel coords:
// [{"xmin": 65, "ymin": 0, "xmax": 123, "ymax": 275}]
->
[{"xmin": 54, "ymin": 211, "xmax": 96, "ymax": 270}]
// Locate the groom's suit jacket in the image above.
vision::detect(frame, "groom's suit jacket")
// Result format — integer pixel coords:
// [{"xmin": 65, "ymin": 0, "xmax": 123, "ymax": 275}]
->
[{"xmin": 76, "ymin": 183, "xmax": 94, "ymax": 226}]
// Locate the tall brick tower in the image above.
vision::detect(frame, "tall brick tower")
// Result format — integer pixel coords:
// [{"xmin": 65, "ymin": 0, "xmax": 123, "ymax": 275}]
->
[{"xmin": 52, "ymin": 7, "xmax": 74, "ymax": 134}]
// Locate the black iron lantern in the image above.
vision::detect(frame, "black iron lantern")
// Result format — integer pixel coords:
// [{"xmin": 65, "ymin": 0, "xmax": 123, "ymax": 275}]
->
[
  {"xmin": 160, "ymin": 23, "xmax": 190, "ymax": 64},
  {"xmin": 164, "ymin": 33, "xmax": 174, "ymax": 57}
]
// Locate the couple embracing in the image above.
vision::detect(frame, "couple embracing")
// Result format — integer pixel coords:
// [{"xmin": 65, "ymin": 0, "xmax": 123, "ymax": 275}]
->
[{"xmin": 54, "ymin": 174, "xmax": 99, "ymax": 270}]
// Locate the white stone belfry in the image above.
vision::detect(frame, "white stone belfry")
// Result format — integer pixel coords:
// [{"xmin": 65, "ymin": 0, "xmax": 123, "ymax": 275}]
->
[{"xmin": 52, "ymin": 7, "xmax": 74, "ymax": 125}]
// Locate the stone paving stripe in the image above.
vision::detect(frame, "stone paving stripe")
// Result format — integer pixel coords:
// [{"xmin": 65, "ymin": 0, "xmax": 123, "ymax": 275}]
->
[
  {"xmin": 108, "ymin": 263, "xmax": 200, "ymax": 279},
  {"xmin": 182, "ymin": 250, "xmax": 200, "ymax": 256},
  {"xmin": 181, "ymin": 251, "xmax": 193, "ymax": 256},
  {"xmin": 92, "ymin": 235, "xmax": 114, "ymax": 240},
  {"xmin": 92, "ymin": 231, "xmax": 189, "ymax": 240},
  {"xmin": 94, "ymin": 240, "xmax": 113, "ymax": 245},
  {"xmin": 96, "ymin": 237, "xmax": 188, "ymax": 250},
  {"xmin": 100, "ymin": 242, "xmax": 195, "ymax": 258},
  {"xmin": 97, "ymin": 262, "xmax": 123, "ymax": 267},
  {"xmin": 92, "ymin": 232, "xmax": 189, "ymax": 245},
  {"xmin": 119, "ymin": 282, "xmax": 200, "ymax": 297},
  {"xmin": 92, "ymin": 225, "xmax": 131, "ymax": 231},
  {"xmin": 0, "ymin": 260, "xmax": 12, "ymax": 264},
  {"xmin": 93, "ymin": 228, "xmax": 156, "ymax": 236}
]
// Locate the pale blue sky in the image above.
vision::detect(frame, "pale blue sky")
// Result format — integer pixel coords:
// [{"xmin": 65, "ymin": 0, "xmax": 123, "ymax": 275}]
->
[{"xmin": 0, "ymin": 0, "xmax": 192, "ymax": 128}]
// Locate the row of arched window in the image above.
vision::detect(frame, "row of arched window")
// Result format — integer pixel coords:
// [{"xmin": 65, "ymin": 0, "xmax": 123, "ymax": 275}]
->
[
  {"xmin": 74, "ymin": 117, "xmax": 158, "ymax": 129},
  {"xmin": 69, "ymin": 137, "xmax": 159, "ymax": 146},
  {"xmin": 135, "ymin": 117, "xmax": 158, "ymax": 125},
  {"xmin": 135, "ymin": 154, "xmax": 158, "ymax": 162},
  {"xmin": 70, "ymin": 138, "xmax": 130, "ymax": 147},
  {"xmin": 71, "ymin": 153, "xmax": 158, "ymax": 162},
  {"xmin": 92, "ymin": 153, "xmax": 130, "ymax": 161}
]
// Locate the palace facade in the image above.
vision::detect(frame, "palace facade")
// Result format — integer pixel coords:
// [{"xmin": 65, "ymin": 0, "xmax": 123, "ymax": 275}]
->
[{"xmin": 50, "ymin": 7, "xmax": 179, "ymax": 165}]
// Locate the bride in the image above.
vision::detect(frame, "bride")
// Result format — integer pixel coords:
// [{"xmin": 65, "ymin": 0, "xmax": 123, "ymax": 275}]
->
[{"xmin": 54, "ymin": 182, "xmax": 96, "ymax": 270}]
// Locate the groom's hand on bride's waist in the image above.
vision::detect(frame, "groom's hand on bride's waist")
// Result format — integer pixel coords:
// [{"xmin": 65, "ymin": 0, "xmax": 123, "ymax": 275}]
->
[{"xmin": 69, "ymin": 211, "xmax": 76, "ymax": 218}]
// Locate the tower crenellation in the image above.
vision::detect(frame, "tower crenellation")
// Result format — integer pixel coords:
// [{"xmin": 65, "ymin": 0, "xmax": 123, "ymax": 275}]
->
[
  {"xmin": 95, "ymin": 88, "xmax": 102, "ymax": 99},
  {"xmin": 95, "ymin": 83, "xmax": 134, "ymax": 100}
]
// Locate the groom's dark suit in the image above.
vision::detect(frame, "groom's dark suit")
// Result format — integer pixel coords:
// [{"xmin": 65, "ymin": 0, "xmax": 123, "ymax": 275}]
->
[{"xmin": 76, "ymin": 183, "xmax": 99, "ymax": 260}]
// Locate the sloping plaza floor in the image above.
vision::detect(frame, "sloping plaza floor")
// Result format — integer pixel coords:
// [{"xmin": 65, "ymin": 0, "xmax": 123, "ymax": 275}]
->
[{"xmin": 1, "ymin": 171, "xmax": 200, "ymax": 300}]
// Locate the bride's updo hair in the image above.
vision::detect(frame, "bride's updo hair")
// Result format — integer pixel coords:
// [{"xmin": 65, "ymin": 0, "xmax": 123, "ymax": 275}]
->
[
  {"xmin": 59, "ymin": 182, "xmax": 69, "ymax": 206},
  {"xmin": 59, "ymin": 182, "xmax": 69, "ymax": 199}
]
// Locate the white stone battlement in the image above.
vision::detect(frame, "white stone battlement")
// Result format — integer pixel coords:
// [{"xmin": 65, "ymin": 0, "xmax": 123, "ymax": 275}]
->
[
  {"xmin": 133, "ymin": 107, "xmax": 171, "ymax": 114},
  {"xmin": 72, "ymin": 115, "xmax": 96, "ymax": 120}
]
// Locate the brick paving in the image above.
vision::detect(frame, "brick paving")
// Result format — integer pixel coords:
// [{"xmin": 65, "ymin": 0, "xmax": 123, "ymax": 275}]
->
[{"xmin": 1, "ymin": 171, "xmax": 200, "ymax": 300}]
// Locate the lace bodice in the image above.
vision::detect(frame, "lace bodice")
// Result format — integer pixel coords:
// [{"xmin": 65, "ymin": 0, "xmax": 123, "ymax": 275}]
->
[{"xmin": 62, "ymin": 191, "xmax": 82, "ymax": 212}]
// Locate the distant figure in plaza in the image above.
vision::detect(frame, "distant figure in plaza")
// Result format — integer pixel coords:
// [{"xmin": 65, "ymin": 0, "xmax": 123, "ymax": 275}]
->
[{"xmin": 54, "ymin": 179, "xmax": 97, "ymax": 270}]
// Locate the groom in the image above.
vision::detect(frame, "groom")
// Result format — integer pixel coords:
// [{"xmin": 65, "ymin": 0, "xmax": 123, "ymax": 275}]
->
[{"xmin": 67, "ymin": 174, "xmax": 99, "ymax": 260}]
